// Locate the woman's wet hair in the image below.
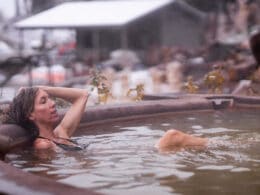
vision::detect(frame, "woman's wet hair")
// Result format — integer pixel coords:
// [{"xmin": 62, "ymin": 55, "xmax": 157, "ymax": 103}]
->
[{"xmin": 4, "ymin": 87, "xmax": 39, "ymax": 138}]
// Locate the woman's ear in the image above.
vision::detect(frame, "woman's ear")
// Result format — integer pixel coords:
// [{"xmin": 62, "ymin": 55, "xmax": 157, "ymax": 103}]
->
[{"xmin": 28, "ymin": 112, "xmax": 35, "ymax": 121}]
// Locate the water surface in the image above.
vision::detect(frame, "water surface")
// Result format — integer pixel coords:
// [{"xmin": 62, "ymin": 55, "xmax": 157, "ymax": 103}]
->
[{"xmin": 6, "ymin": 109, "xmax": 260, "ymax": 195}]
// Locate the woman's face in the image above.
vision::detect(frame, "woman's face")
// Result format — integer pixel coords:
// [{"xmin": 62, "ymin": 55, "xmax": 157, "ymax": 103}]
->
[{"xmin": 29, "ymin": 89, "xmax": 59, "ymax": 125}]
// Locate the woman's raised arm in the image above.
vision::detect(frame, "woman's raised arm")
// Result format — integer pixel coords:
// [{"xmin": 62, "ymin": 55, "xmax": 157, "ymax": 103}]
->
[{"xmin": 38, "ymin": 86, "xmax": 89, "ymax": 138}]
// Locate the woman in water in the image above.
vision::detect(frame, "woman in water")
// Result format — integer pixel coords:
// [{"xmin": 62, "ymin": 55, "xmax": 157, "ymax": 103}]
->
[
  {"xmin": 5, "ymin": 85, "xmax": 206, "ymax": 152},
  {"xmin": 5, "ymin": 86, "xmax": 89, "ymax": 151}
]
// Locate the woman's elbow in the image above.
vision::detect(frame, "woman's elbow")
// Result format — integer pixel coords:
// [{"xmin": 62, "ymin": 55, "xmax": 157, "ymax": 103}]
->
[
  {"xmin": 82, "ymin": 91, "xmax": 90, "ymax": 102},
  {"xmin": 75, "ymin": 90, "xmax": 89, "ymax": 103}
]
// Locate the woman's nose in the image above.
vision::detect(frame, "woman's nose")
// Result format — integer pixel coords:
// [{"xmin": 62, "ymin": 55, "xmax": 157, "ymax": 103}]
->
[{"xmin": 49, "ymin": 99, "xmax": 55, "ymax": 107}]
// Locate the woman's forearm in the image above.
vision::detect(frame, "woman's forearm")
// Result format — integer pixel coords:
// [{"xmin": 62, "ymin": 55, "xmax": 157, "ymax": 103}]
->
[{"xmin": 37, "ymin": 86, "xmax": 89, "ymax": 103}]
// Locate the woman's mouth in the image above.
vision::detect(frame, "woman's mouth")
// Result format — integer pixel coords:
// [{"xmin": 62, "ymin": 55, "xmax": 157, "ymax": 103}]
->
[{"xmin": 51, "ymin": 109, "xmax": 58, "ymax": 116}]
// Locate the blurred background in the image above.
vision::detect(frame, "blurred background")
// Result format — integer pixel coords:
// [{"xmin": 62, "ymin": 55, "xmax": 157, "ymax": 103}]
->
[{"xmin": 0, "ymin": 0, "xmax": 260, "ymax": 104}]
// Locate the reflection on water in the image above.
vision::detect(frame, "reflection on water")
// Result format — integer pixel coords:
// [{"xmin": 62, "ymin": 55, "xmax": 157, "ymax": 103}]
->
[{"xmin": 6, "ymin": 109, "xmax": 260, "ymax": 195}]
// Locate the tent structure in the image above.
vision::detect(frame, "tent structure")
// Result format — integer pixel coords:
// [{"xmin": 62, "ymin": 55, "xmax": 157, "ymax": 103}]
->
[
  {"xmin": 15, "ymin": 0, "xmax": 174, "ymax": 29},
  {"xmin": 15, "ymin": 0, "xmax": 206, "ymax": 62}
]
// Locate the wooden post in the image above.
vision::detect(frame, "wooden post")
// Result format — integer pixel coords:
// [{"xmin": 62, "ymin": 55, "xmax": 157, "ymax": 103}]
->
[
  {"xmin": 120, "ymin": 27, "xmax": 128, "ymax": 49},
  {"xmin": 92, "ymin": 30, "xmax": 100, "ymax": 62},
  {"xmin": 18, "ymin": 30, "xmax": 24, "ymax": 52}
]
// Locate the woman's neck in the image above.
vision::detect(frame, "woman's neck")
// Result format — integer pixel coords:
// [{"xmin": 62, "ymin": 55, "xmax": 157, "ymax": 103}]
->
[{"xmin": 38, "ymin": 123, "xmax": 55, "ymax": 139}]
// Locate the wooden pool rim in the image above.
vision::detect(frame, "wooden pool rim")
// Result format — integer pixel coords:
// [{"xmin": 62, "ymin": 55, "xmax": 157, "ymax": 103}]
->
[{"xmin": 1, "ymin": 94, "xmax": 260, "ymax": 195}]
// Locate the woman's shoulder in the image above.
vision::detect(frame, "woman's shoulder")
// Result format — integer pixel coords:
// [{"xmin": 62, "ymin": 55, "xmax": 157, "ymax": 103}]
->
[{"xmin": 34, "ymin": 138, "xmax": 54, "ymax": 150}]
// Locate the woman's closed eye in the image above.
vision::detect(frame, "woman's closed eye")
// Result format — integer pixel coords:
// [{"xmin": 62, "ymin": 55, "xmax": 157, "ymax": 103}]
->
[{"xmin": 40, "ymin": 96, "xmax": 49, "ymax": 104}]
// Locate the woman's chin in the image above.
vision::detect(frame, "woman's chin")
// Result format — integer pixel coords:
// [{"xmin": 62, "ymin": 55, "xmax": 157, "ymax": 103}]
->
[{"xmin": 51, "ymin": 114, "xmax": 60, "ymax": 123}]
